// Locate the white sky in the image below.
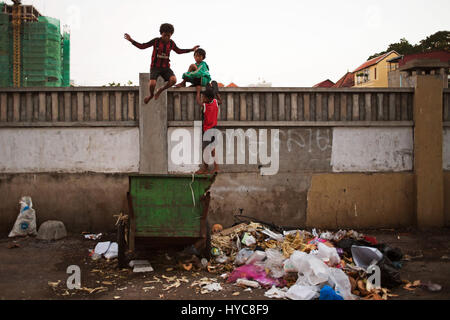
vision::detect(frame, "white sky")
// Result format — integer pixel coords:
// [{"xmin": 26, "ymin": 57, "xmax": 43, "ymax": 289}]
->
[{"xmin": 18, "ymin": 0, "xmax": 450, "ymax": 87}]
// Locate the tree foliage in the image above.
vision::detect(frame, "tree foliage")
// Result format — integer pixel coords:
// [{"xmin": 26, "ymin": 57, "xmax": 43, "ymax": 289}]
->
[{"xmin": 367, "ymin": 31, "xmax": 449, "ymax": 60}]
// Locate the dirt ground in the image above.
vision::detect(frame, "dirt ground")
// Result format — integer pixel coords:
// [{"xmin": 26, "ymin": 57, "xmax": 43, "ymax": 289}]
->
[{"xmin": 1, "ymin": 228, "xmax": 449, "ymax": 301}]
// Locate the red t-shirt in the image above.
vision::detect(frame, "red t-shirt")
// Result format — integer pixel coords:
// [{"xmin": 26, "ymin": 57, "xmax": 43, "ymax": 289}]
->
[
  {"xmin": 203, "ymin": 99, "xmax": 219, "ymax": 132},
  {"xmin": 130, "ymin": 38, "xmax": 192, "ymax": 68}
]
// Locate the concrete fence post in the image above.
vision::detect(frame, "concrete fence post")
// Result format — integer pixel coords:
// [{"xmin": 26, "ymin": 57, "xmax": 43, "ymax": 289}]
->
[
  {"xmin": 414, "ymin": 75, "xmax": 444, "ymax": 228},
  {"xmin": 139, "ymin": 73, "xmax": 168, "ymax": 174}
]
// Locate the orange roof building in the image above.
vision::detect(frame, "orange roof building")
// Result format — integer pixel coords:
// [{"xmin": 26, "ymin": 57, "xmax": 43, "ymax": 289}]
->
[
  {"xmin": 333, "ymin": 72, "xmax": 355, "ymax": 88},
  {"xmin": 313, "ymin": 79, "xmax": 335, "ymax": 88}
]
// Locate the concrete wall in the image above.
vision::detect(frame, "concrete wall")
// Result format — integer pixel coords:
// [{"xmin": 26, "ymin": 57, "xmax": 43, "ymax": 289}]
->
[
  {"xmin": 445, "ymin": 171, "xmax": 450, "ymax": 226},
  {"xmin": 0, "ymin": 83, "xmax": 447, "ymax": 233},
  {"xmin": 444, "ymin": 128, "xmax": 450, "ymax": 170},
  {"xmin": 0, "ymin": 128, "xmax": 139, "ymax": 173},
  {"xmin": 0, "ymin": 173, "xmax": 129, "ymax": 235},
  {"xmin": 167, "ymin": 125, "xmax": 416, "ymax": 229},
  {"xmin": 168, "ymin": 126, "xmax": 332, "ymax": 174},
  {"xmin": 331, "ymin": 128, "xmax": 413, "ymax": 172},
  {"xmin": 306, "ymin": 173, "xmax": 415, "ymax": 229}
]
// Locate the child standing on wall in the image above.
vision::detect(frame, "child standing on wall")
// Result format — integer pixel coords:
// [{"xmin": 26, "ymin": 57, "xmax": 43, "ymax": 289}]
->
[
  {"xmin": 175, "ymin": 48, "xmax": 211, "ymax": 105},
  {"xmin": 196, "ymin": 87, "xmax": 220, "ymax": 174},
  {"xmin": 124, "ymin": 23, "xmax": 199, "ymax": 103}
]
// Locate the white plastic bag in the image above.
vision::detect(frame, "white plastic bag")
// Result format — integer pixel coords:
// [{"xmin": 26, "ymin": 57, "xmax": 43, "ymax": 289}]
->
[
  {"xmin": 314, "ymin": 242, "xmax": 341, "ymax": 266},
  {"xmin": 351, "ymin": 245, "xmax": 383, "ymax": 270},
  {"xmin": 246, "ymin": 250, "xmax": 266, "ymax": 265},
  {"xmin": 289, "ymin": 251, "xmax": 330, "ymax": 286},
  {"xmin": 265, "ymin": 286, "xmax": 288, "ymax": 299},
  {"xmin": 265, "ymin": 249, "xmax": 286, "ymax": 278},
  {"xmin": 9, "ymin": 196, "xmax": 37, "ymax": 238},
  {"xmin": 235, "ymin": 248, "xmax": 254, "ymax": 265},
  {"xmin": 328, "ymin": 267, "xmax": 354, "ymax": 300},
  {"xmin": 286, "ymin": 284, "xmax": 320, "ymax": 300},
  {"xmin": 241, "ymin": 233, "xmax": 256, "ymax": 246}
]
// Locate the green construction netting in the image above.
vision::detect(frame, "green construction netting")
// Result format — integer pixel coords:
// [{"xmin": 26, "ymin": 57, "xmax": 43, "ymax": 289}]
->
[
  {"xmin": 0, "ymin": 13, "xmax": 11, "ymax": 87},
  {"xmin": 0, "ymin": 13, "xmax": 70, "ymax": 88},
  {"xmin": 62, "ymin": 32, "xmax": 70, "ymax": 86},
  {"xmin": 22, "ymin": 16, "xmax": 62, "ymax": 87}
]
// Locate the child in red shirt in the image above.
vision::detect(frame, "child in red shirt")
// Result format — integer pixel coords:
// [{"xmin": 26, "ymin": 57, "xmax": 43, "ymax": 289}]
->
[{"xmin": 196, "ymin": 87, "xmax": 220, "ymax": 174}]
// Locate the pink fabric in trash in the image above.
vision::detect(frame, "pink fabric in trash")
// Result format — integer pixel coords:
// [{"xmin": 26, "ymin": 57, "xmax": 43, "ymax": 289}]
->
[
  {"xmin": 308, "ymin": 238, "xmax": 328, "ymax": 245},
  {"xmin": 227, "ymin": 264, "xmax": 286, "ymax": 287}
]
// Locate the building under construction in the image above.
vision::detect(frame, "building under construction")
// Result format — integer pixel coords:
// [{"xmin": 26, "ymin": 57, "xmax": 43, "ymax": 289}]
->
[{"xmin": 0, "ymin": 1, "xmax": 70, "ymax": 87}]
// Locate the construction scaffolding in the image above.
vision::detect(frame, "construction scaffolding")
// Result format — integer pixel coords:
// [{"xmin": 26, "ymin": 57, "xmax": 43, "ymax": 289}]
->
[{"xmin": 0, "ymin": 1, "xmax": 70, "ymax": 87}]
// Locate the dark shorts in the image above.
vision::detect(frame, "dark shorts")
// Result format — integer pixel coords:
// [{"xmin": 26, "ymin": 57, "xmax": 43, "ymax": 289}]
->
[
  {"xmin": 150, "ymin": 67, "xmax": 175, "ymax": 81},
  {"xmin": 202, "ymin": 128, "xmax": 216, "ymax": 151},
  {"xmin": 187, "ymin": 78, "xmax": 202, "ymax": 86}
]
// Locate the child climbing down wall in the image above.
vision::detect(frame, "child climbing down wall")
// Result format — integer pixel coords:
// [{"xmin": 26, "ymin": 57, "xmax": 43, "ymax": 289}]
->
[
  {"xmin": 196, "ymin": 87, "xmax": 220, "ymax": 174},
  {"xmin": 175, "ymin": 48, "xmax": 211, "ymax": 105},
  {"xmin": 124, "ymin": 23, "xmax": 199, "ymax": 103}
]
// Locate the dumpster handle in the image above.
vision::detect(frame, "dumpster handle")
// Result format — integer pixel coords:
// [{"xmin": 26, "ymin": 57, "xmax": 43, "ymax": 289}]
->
[{"xmin": 189, "ymin": 173, "xmax": 196, "ymax": 207}]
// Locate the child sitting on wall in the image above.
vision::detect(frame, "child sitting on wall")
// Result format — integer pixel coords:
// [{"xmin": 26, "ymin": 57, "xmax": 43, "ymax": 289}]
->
[{"xmin": 176, "ymin": 48, "xmax": 212, "ymax": 105}]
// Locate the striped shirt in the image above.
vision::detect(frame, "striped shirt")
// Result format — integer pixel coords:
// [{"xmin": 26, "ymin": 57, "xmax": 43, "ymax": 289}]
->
[{"xmin": 130, "ymin": 37, "xmax": 192, "ymax": 68}]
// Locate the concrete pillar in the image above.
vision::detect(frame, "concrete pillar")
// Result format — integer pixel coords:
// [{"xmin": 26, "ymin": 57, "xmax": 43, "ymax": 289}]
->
[
  {"xmin": 139, "ymin": 73, "xmax": 168, "ymax": 174},
  {"xmin": 414, "ymin": 75, "xmax": 444, "ymax": 228}
]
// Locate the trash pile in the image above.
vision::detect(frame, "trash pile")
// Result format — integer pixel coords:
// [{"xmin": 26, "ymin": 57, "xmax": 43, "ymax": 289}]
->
[{"xmin": 208, "ymin": 222, "xmax": 405, "ymax": 300}]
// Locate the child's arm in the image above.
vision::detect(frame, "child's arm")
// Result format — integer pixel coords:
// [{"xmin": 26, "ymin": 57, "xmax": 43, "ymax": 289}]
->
[
  {"xmin": 124, "ymin": 33, "xmax": 155, "ymax": 49},
  {"xmin": 216, "ymin": 94, "xmax": 222, "ymax": 105},
  {"xmin": 172, "ymin": 41, "xmax": 200, "ymax": 54}
]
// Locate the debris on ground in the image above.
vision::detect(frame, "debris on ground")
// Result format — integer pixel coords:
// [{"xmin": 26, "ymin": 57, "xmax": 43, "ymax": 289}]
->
[
  {"xmin": 130, "ymin": 260, "xmax": 154, "ymax": 273},
  {"xmin": 7, "ymin": 242, "xmax": 21, "ymax": 249},
  {"xmin": 83, "ymin": 233, "xmax": 103, "ymax": 240},
  {"xmin": 90, "ymin": 241, "xmax": 119, "ymax": 260},
  {"xmin": 236, "ymin": 279, "xmax": 260, "ymax": 288},
  {"xmin": 206, "ymin": 221, "xmax": 407, "ymax": 300}
]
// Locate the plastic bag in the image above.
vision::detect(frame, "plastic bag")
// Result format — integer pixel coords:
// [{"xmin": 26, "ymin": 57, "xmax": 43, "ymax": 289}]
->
[
  {"xmin": 314, "ymin": 242, "xmax": 341, "ymax": 266},
  {"xmin": 235, "ymin": 248, "xmax": 254, "ymax": 265},
  {"xmin": 319, "ymin": 285, "xmax": 343, "ymax": 300},
  {"xmin": 286, "ymin": 284, "xmax": 320, "ymax": 300},
  {"xmin": 241, "ymin": 233, "xmax": 256, "ymax": 246},
  {"xmin": 265, "ymin": 286, "xmax": 288, "ymax": 299},
  {"xmin": 351, "ymin": 245, "xmax": 383, "ymax": 270},
  {"xmin": 227, "ymin": 264, "xmax": 285, "ymax": 287},
  {"xmin": 289, "ymin": 251, "xmax": 330, "ymax": 286},
  {"xmin": 378, "ymin": 256, "xmax": 403, "ymax": 288},
  {"xmin": 246, "ymin": 250, "xmax": 266, "ymax": 265},
  {"xmin": 9, "ymin": 196, "xmax": 37, "ymax": 238},
  {"xmin": 327, "ymin": 267, "xmax": 354, "ymax": 300},
  {"xmin": 265, "ymin": 249, "xmax": 286, "ymax": 279}
]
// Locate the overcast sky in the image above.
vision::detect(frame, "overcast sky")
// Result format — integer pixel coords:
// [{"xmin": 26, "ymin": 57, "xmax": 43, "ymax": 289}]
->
[{"xmin": 18, "ymin": 0, "xmax": 450, "ymax": 87}]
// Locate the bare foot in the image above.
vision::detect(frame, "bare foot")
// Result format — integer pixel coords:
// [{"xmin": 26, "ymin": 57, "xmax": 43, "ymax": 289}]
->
[
  {"xmin": 144, "ymin": 94, "xmax": 154, "ymax": 104},
  {"xmin": 212, "ymin": 164, "xmax": 219, "ymax": 174},
  {"xmin": 154, "ymin": 88, "xmax": 164, "ymax": 100},
  {"xmin": 195, "ymin": 165, "xmax": 209, "ymax": 175}
]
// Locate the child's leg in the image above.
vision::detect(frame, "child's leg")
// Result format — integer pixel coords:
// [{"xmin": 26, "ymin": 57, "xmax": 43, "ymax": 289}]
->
[
  {"xmin": 212, "ymin": 148, "xmax": 219, "ymax": 173},
  {"xmin": 155, "ymin": 75, "xmax": 177, "ymax": 100},
  {"xmin": 196, "ymin": 86, "xmax": 202, "ymax": 105},
  {"xmin": 195, "ymin": 131, "xmax": 210, "ymax": 174},
  {"xmin": 176, "ymin": 65, "xmax": 199, "ymax": 88},
  {"xmin": 144, "ymin": 79, "xmax": 157, "ymax": 104}
]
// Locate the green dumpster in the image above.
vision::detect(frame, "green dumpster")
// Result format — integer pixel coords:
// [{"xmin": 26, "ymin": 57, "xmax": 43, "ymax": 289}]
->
[{"xmin": 118, "ymin": 174, "xmax": 216, "ymax": 267}]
